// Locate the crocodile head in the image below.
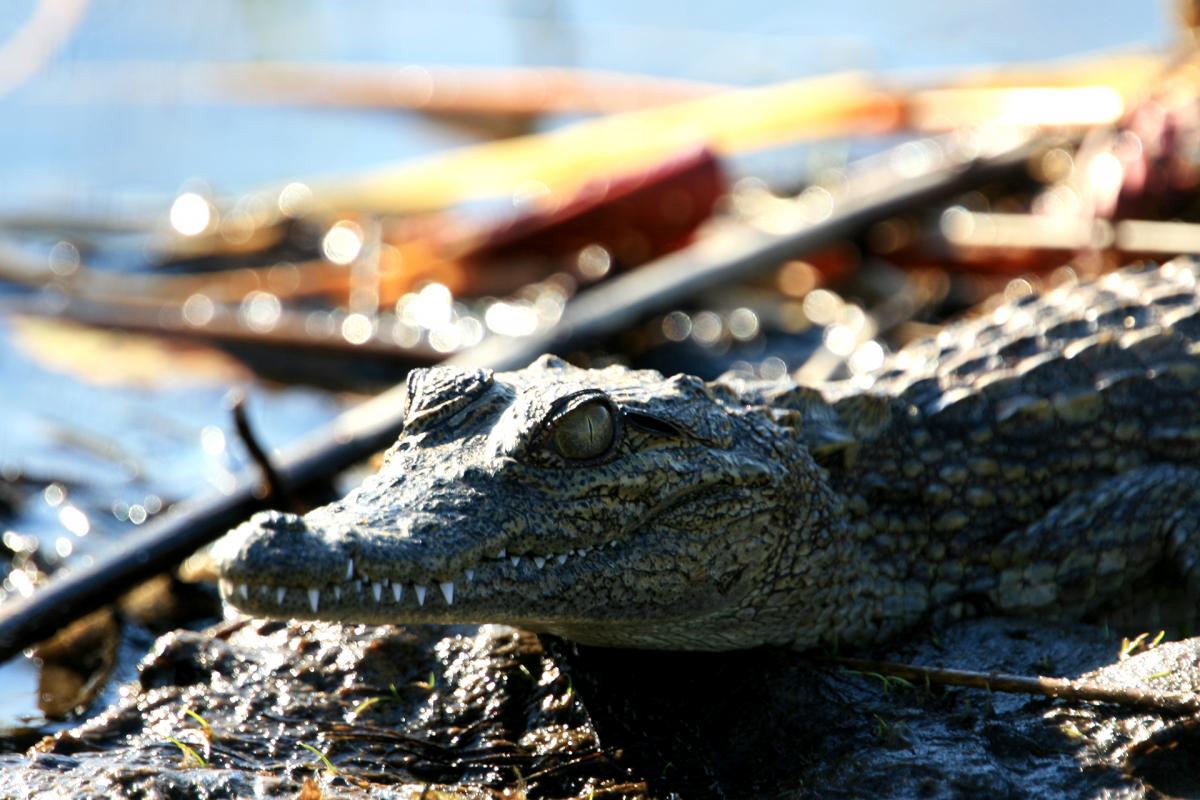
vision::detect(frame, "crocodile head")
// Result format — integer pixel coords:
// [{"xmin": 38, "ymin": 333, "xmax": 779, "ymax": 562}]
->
[{"xmin": 214, "ymin": 355, "xmax": 842, "ymax": 649}]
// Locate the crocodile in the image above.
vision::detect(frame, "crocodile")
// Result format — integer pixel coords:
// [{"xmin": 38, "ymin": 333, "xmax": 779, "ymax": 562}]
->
[{"xmin": 214, "ymin": 260, "xmax": 1200, "ymax": 650}]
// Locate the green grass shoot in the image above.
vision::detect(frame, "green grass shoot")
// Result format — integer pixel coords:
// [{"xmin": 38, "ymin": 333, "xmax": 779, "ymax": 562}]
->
[
  {"xmin": 299, "ymin": 741, "xmax": 338, "ymax": 776},
  {"xmin": 166, "ymin": 736, "xmax": 207, "ymax": 768}
]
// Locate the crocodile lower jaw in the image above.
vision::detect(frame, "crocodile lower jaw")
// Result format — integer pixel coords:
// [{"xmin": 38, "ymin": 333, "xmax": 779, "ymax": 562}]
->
[
  {"xmin": 219, "ymin": 574, "xmax": 463, "ymax": 615},
  {"xmin": 219, "ymin": 538, "xmax": 626, "ymax": 619}
]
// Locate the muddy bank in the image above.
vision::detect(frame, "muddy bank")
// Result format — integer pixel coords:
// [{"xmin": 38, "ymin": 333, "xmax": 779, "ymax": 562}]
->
[{"xmin": 2, "ymin": 616, "xmax": 1198, "ymax": 798}]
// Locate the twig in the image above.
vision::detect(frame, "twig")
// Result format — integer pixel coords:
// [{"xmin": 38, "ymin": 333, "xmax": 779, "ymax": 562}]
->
[
  {"xmin": 0, "ymin": 378, "xmax": 411, "ymax": 663},
  {"xmin": 226, "ymin": 389, "xmax": 296, "ymax": 513},
  {"xmin": 819, "ymin": 655, "xmax": 1200, "ymax": 715}
]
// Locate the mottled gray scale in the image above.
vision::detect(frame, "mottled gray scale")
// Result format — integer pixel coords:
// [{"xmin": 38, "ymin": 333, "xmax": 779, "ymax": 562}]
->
[
  {"xmin": 1164, "ymin": 308, "xmax": 1200, "ymax": 339},
  {"xmin": 1043, "ymin": 318, "xmax": 1097, "ymax": 342},
  {"xmin": 898, "ymin": 377, "xmax": 942, "ymax": 407},
  {"xmin": 927, "ymin": 389, "xmax": 991, "ymax": 430},
  {"xmin": 215, "ymin": 259, "xmax": 1200, "ymax": 651},
  {"xmin": 609, "ymin": 374, "xmax": 734, "ymax": 448},
  {"xmin": 1096, "ymin": 369, "xmax": 1154, "ymax": 410},
  {"xmin": 832, "ymin": 395, "xmax": 893, "ymax": 439},
  {"xmin": 874, "ymin": 366, "xmax": 908, "ymax": 383},
  {"xmin": 1151, "ymin": 361, "xmax": 1200, "ymax": 392},
  {"xmin": 1063, "ymin": 333, "xmax": 1142, "ymax": 373},
  {"xmin": 975, "ymin": 372, "xmax": 1031, "ymax": 406},
  {"xmin": 1147, "ymin": 290, "xmax": 1197, "ymax": 308},
  {"xmin": 1120, "ymin": 327, "xmax": 1190, "ymax": 366},
  {"xmin": 970, "ymin": 319, "xmax": 1011, "ymax": 350},
  {"xmin": 1008, "ymin": 353, "xmax": 1095, "ymax": 399},
  {"xmin": 946, "ymin": 353, "xmax": 999, "ymax": 380},
  {"xmin": 404, "ymin": 367, "xmax": 494, "ymax": 433},
  {"xmin": 996, "ymin": 333, "xmax": 1044, "ymax": 362},
  {"xmin": 1092, "ymin": 302, "xmax": 1154, "ymax": 329}
]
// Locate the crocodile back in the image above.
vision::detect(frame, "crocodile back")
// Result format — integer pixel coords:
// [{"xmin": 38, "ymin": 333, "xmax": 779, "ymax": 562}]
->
[{"xmin": 823, "ymin": 260, "xmax": 1200, "ymax": 553}]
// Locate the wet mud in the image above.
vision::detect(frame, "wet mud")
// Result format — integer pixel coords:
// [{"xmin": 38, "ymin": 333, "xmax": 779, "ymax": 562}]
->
[{"xmin": 4, "ymin": 616, "xmax": 1200, "ymax": 798}]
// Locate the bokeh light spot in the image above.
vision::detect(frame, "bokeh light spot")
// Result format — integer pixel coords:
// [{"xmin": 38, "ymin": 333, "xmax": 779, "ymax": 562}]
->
[
  {"xmin": 322, "ymin": 221, "xmax": 364, "ymax": 265},
  {"xmin": 170, "ymin": 192, "xmax": 212, "ymax": 236},
  {"xmin": 182, "ymin": 293, "xmax": 215, "ymax": 327},
  {"xmin": 341, "ymin": 313, "xmax": 373, "ymax": 345}
]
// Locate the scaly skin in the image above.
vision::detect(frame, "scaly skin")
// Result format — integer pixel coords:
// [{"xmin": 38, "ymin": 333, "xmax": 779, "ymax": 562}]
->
[{"xmin": 214, "ymin": 260, "xmax": 1200, "ymax": 650}]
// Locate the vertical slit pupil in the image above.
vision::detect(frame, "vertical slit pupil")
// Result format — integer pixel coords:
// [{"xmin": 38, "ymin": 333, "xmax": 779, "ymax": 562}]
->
[{"xmin": 551, "ymin": 399, "xmax": 615, "ymax": 459}]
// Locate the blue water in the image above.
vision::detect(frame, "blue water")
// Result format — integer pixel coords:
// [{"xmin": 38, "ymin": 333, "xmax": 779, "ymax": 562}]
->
[{"xmin": 0, "ymin": 1, "xmax": 1172, "ymax": 213}]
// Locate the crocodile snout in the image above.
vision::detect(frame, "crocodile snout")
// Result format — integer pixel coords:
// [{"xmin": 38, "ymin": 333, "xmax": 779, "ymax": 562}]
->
[{"xmin": 213, "ymin": 510, "xmax": 351, "ymax": 588}]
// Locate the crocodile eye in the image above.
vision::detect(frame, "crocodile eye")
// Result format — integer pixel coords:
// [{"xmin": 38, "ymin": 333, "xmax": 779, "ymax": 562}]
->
[{"xmin": 549, "ymin": 398, "xmax": 616, "ymax": 460}]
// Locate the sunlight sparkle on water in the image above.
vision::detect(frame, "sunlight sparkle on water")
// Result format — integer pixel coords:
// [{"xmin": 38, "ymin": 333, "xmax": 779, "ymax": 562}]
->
[
  {"xmin": 691, "ymin": 311, "xmax": 722, "ymax": 345},
  {"xmin": 662, "ymin": 311, "xmax": 692, "ymax": 342},
  {"xmin": 1087, "ymin": 152, "xmax": 1125, "ymax": 202},
  {"xmin": 48, "ymin": 241, "xmax": 80, "ymax": 276},
  {"xmin": 182, "ymin": 293, "xmax": 215, "ymax": 327},
  {"xmin": 428, "ymin": 323, "xmax": 462, "ymax": 352},
  {"xmin": 391, "ymin": 320, "xmax": 421, "ymax": 348},
  {"xmin": 802, "ymin": 289, "xmax": 842, "ymax": 326},
  {"xmin": 728, "ymin": 308, "xmax": 759, "ymax": 341},
  {"xmin": 6, "ymin": 568, "xmax": 35, "ymax": 598},
  {"xmin": 406, "ymin": 283, "xmax": 453, "ymax": 329},
  {"xmin": 484, "ymin": 301, "xmax": 538, "ymax": 337},
  {"xmin": 58, "ymin": 505, "xmax": 89, "ymax": 537},
  {"xmin": 200, "ymin": 426, "xmax": 226, "ymax": 458},
  {"xmin": 169, "ymin": 192, "xmax": 212, "ymax": 236},
  {"xmin": 42, "ymin": 484, "xmax": 65, "ymax": 507},
  {"xmin": 849, "ymin": 341, "xmax": 886, "ymax": 375},
  {"xmin": 576, "ymin": 244, "xmax": 611, "ymax": 280},
  {"xmin": 277, "ymin": 182, "xmax": 313, "ymax": 217},
  {"xmin": 240, "ymin": 291, "xmax": 282, "ymax": 333},
  {"xmin": 825, "ymin": 324, "xmax": 857, "ymax": 357},
  {"xmin": 322, "ymin": 221, "xmax": 364, "ymax": 265},
  {"xmin": 305, "ymin": 311, "xmax": 336, "ymax": 338},
  {"xmin": 341, "ymin": 313, "xmax": 373, "ymax": 345}
]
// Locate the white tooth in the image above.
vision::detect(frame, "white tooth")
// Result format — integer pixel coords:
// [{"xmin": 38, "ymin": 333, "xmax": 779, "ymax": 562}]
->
[
  {"xmin": 276, "ymin": 587, "xmax": 286, "ymax": 604},
  {"xmin": 308, "ymin": 588, "xmax": 320, "ymax": 612},
  {"xmin": 414, "ymin": 585, "xmax": 427, "ymax": 606},
  {"xmin": 556, "ymin": 554, "xmax": 568, "ymax": 565},
  {"xmin": 219, "ymin": 579, "xmax": 232, "ymax": 596},
  {"xmin": 510, "ymin": 555, "xmax": 521, "ymax": 566},
  {"xmin": 465, "ymin": 569, "xmax": 475, "ymax": 581},
  {"xmin": 533, "ymin": 556, "xmax": 546, "ymax": 569},
  {"xmin": 392, "ymin": 583, "xmax": 403, "ymax": 602},
  {"xmin": 345, "ymin": 559, "xmax": 354, "ymax": 580},
  {"xmin": 609, "ymin": 540, "xmax": 618, "ymax": 547},
  {"xmin": 260, "ymin": 585, "xmax": 270, "ymax": 597},
  {"xmin": 372, "ymin": 582, "xmax": 383, "ymax": 602},
  {"xmin": 440, "ymin": 582, "xmax": 454, "ymax": 605},
  {"xmin": 576, "ymin": 548, "xmax": 590, "ymax": 556},
  {"xmin": 334, "ymin": 586, "xmax": 342, "ymax": 601},
  {"xmin": 238, "ymin": 583, "xmax": 249, "ymax": 600},
  {"xmin": 495, "ymin": 548, "xmax": 507, "ymax": 559}
]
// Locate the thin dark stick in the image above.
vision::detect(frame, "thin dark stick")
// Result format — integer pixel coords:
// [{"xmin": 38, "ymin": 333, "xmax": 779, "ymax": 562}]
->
[
  {"xmin": 227, "ymin": 389, "xmax": 297, "ymax": 513},
  {"xmin": 0, "ymin": 380, "xmax": 409, "ymax": 663},
  {"xmin": 820, "ymin": 655, "xmax": 1200, "ymax": 714},
  {"xmin": 453, "ymin": 135, "xmax": 1042, "ymax": 371},
  {"xmin": 0, "ymin": 135, "xmax": 1040, "ymax": 664}
]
